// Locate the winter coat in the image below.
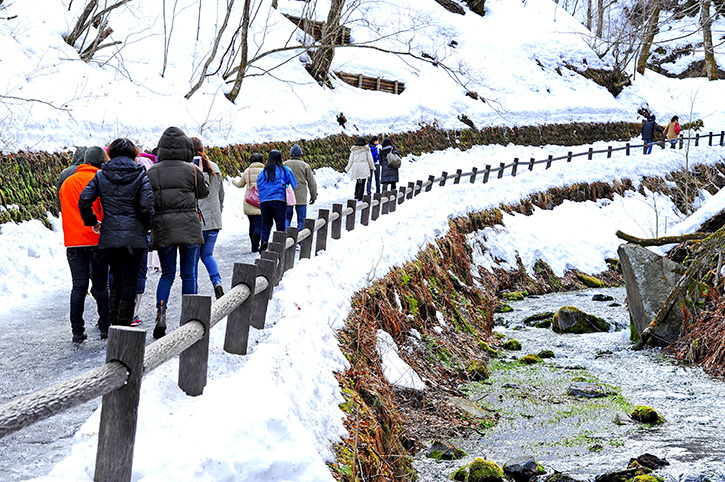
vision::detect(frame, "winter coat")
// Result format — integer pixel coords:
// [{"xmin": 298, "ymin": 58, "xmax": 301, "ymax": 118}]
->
[
  {"xmin": 641, "ymin": 119, "xmax": 663, "ymax": 140},
  {"xmin": 233, "ymin": 162, "xmax": 265, "ymax": 216},
  {"xmin": 79, "ymin": 156, "xmax": 154, "ymax": 250},
  {"xmin": 380, "ymin": 146, "xmax": 400, "ymax": 184},
  {"xmin": 196, "ymin": 157, "xmax": 225, "ymax": 231},
  {"xmin": 146, "ymin": 127, "xmax": 209, "ymax": 249},
  {"xmin": 257, "ymin": 165, "xmax": 297, "ymax": 203},
  {"xmin": 345, "ymin": 146, "xmax": 374, "ymax": 180},
  {"xmin": 665, "ymin": 121, "xmax": 680, "ymax": 140},
  {"xmin": 369, "ymin": 143, "xmax": 380, "ymax": 164},
  {"xmin": 59, "ymin": 164, "xmax": 102, "ymax": 247},
  {"xmin": 284, "ymin": 158, "xmax": 317, "ymax": 205}
]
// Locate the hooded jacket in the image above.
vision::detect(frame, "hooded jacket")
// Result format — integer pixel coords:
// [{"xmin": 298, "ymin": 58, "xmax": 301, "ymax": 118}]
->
[
  {"xmin": 345, "ymin": 145, "xmax": 374, "ymax": 180},
  {"xmin": 146, "ymin": 127, "xmax": 209, "ymax": 248},
  {"xmin": 79, "ymin": 156, "xmax": 154, "ymax": 250},
  {"xmin": 233, "ymin": 161, "xmax": 265, "ymax": 216},
  {"xmin": 59, "ymin": 163, "xmax": 102, "ymax": 247},
  {"xmin": 196, "ymin": 157, "xmax": 225, "ymax": 231},
  {"xmin": 56, "ymin": 147, "xmax": 88, "ymax": 194},
  {"xmin": 641, "ymin": 117, "xmax": 663, "ymax": 140}
]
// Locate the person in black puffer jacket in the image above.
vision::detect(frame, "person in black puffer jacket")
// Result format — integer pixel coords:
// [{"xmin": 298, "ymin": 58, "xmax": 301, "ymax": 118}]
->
[
  {"xmin": 79, "ymin": 138, "xmax": 155, "ymax": 332},
  {"xmin": 146, "ymin": 126, "xmax": 209, "ymax": 339}
]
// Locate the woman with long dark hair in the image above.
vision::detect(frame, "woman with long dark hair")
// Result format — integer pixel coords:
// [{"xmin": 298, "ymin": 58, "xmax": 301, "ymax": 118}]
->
[
  {"xmin": 256, "ymin": 149, "xmax": 296, "ymax": 252},
  {"xmin": 191, "ymin": 137, "xmax": 225, "ymax": 299},
  {"xmin": 79, "ymin": 138, "xmax": 154, "ymax": 330}
]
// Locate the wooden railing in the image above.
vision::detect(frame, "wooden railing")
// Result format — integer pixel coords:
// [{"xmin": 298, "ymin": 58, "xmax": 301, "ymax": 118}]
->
[{"xmin": 0, "ymin": 130, "xmax": 720, "ymax": 481}]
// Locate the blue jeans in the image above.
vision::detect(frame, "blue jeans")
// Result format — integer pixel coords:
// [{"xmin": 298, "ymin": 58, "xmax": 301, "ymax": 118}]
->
[
  {"xmin": 67, "ymin": 247, "xmax": 109, "ymax": 334},
  {"xmin": 260, "ymin": 200, "xmax": 287, "ymax": 246},
  {"xmin": 156, "ymin": 244, "xmax": 200, "ymax": 307},
  {"xmin": 198, "ymin": 230, "xmax": 222, "ymax": 287},
  {"xmin": 366, "ymin": 164, "xmax": 381, "ymax": 194},
  {"xmin": 285, "ymin": 205, "xmax": 307, "ymax": 232},
  {"xmin": 644, "ymin": 138, "xmax": 653, "ymax": 154}
]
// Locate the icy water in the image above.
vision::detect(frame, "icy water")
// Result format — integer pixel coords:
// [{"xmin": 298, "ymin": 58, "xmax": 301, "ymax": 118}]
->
[{"xmin": 414, "ymin": 288, "xmax": 725, "ymax": 482}]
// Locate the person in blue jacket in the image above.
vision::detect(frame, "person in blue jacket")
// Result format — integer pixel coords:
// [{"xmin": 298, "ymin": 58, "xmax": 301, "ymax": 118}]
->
[{"xmin": 256, "ymin": 149, "xmax": 297, "ymax": 252}]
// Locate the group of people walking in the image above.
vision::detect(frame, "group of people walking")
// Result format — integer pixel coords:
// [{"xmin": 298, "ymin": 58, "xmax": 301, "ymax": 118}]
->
[
  {"xmin": 58, "ymin": 127, "xmax": 224, "ymax": 343},
  {"xmin": 641, "ymin": 114, "xmax": 681, "ymax": 154},
  {"xmin": 59, "ymin": 131, "xmax": 398, "ymax": 343}
]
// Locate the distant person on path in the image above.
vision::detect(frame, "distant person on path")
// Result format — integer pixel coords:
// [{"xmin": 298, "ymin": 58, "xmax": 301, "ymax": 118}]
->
[
  {"xmin": 233, "ymin": 153, "xmax": 265, "ymax": 252},
  {"xmin": 146, "ymin": 127, "xmax": 209, "ymax": 339},
  {"xmin": 257, "ymin": 149, "xmax": 297, "ymax": 252},
  {"xmin": 641, "ymin": 115, "xmax": 663, "ymax": 155},
  {"xmin": 79, "ymin": 139, "xmax": 154, "ymax": 330},
  {"xmin": 59, "ymin": 146, "xmax": 109, "ymax": 343},
  {"xmin": 366, "ymin": 135, "xmax": 381, "ymax": 195},
  {"xmin": 346, "ymin": 136, "xmax": 374, "ymax": 201},
  {"xmin": 379, "ymin": 137, "xmax": 400, "ymax": 192},
  {"xmin": 284, "ymin": 144, "xmax": 317, "ymax": 233},
  {"xmin": 57, "ymin": 146, "xmax": 88, "ymax": 195},
  {"xmin": 665, "ymin": 115, "xmax": 681, "ymax": 148},
  {"xmin": 191, "ymin": 137, "xmax": 226, "ymax": 299}
]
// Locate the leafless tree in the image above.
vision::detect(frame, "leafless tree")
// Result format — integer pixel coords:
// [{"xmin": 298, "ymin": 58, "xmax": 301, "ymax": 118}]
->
[
  {"xmin": 636, "ymin": 0, "xmax": 661, "ymax": 75},
  {"xmin": 65, "ymin": 0, "xmax": 130, "ymax": 62},
  {"xmin": 307, "ymin": 0, "xmax": 345, "ymax": 86},
  {"xmin": 700, "ymin": 0, "xmax": 719, "ymax": 80}
]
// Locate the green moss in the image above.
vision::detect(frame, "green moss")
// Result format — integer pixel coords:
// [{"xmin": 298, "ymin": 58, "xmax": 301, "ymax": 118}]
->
[
  {"xmin": 523, "ymin": 312, "xmax": 555, "ymax": 324},
  {"xmin": 630, "ymin": 322, "xmax": 640, "ymax": 342},
  {"xmin": 631, "ymin": 405, "xmax": 664, "ymax": 424},
  {"xmin": 478, "ymin": 341, "xmax": 500, "ymax": 357},
  {"xmin": 538, "ymin": 349, "xmax": 555, "ymax": 359},
  {"xmin": 498, "ymin": 304, "xmax": 514, "ymax": 313},
  {"xmin": 501, "ymin": 291, "xmax": 525, "ymax": 301},
  {"xmin": 450, "ymin": 466, "xmax": 468, "ymax": 481},
  {"xmin": 535, "ymin": 320, "xmax": 552, "ymax": 329},
  {"xmin": 520, "ymin": 354, "xmax": 543, "ymax": 365},
  {"xmin": 468, "ymin": 458, "xmax": 503, "ymax": 482},
  {"xmin": 553, "ymin": 306, "xmax": 610, "ymax": 334},
  {"xmin": 502, "ymin": 339, "xmax": 522, "ymax": 350},
  {"xmin": 466, "ymin": 360, "xmax": 490, "ymax": 380},
  {"xmin": 576, "ymin": 273, "xmax": 605, "ymax": 288},
  {"xmin": 632, "ymin": 475, "xmax": 664, "ymax": 482}
]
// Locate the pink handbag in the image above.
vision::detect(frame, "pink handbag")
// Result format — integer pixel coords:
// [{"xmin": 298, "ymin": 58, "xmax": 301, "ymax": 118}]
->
[
  {"xmin": 283, "ymin": 169, "xmax": 296, "ymax": 206},
  {"xmin": 244, "ymin": 170, "xmax": 260, "ymax": 208}
]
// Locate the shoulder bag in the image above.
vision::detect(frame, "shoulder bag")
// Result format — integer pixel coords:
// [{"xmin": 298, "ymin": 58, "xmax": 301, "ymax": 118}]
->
[
  {"xmin": 244, "ymin": 169, "xmax": 260, "ymax": 207},
  {"xmin": 387, "ymin": 151, "xmax": 402, "ymax": 169},
  {"xmin": 283, "ymin": 168, "xmax": 296, "ymax": 206}
]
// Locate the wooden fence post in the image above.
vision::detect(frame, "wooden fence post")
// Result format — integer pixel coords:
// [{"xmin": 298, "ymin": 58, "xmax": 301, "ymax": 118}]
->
[
  {"xmin": 224, "ymin": 263, "xmax": 257, "ymax": 355},
  {"xmin": 679, "ymin": 137, "xmax": 684, "ymax": 149},
  {"xmin": 470, "ymin": 167, "xmax": 478, "ymax": 183},
  {"xmin": 528, "ymin": 157, "xmax": 535, "ymax": 171},
  {"xmin": 588, "ymin": 147, "xmax": 593, "ymax": 160},
  {"xmin": 512, "ymin": 158, "xmax": 519, "ymax": 176},
  {"xmin": 607, "ymin": 146, "xmax": 612, "ymax": 158},
  {"xmin": 299, "ymin": 219, "xmax": 315, "ymax": 259},
  {"xmin": 267, "ymin": 241, "xmax": 284, "ymax": 286},
  {"xmin": 178, "ymin": 294, "xmax": 212, "ymax": 396},
  {"xmin": 272, "ymin": 231, "xmax": 288, "ymax": 276},
  {"xmin": 415, "ymin": 180, "xmax": 423, "ymax": 195},
  {"xmin": 426, "ymin": 175, "xmax": 435, "ymax": 191},
  {"xmin": 454, "ymin": 169, "xmax": 462, "ymax": 184},
  {"xmin": 626, "ymin": 143, "xmax": 630, "ymax": 156},
  {"xmin": 251, "ymin": 258, "xmax": 275, "ymax": 329},
  {"xmin": 695, "ymin": 133, "xmax": 700, "ymax": 146},
  {"xmin": 567, "ymin": 151, "xmax": 573, "ymax": 162},
  {"xmin": 398, "ymin": 186, "xmax": 406, "ymax": 205},
  {"xmin": 345, "ymin": 200, "xmax": 356, "ymax": 231},
  {"xmin": 497, "ymin": 162, "xmax": 505, "ymax": 179},
  {"xmin": 546, "ymin": 155, "xmax": 553, "ymax": 169},
  {"xmin": 380, "ymin": 192, "xmax": 390, "ymax": 215},
  {"xmin": 387, "ymin": 191, "xmax": 397, "ymax": 213},
  {"xmin": 483, "ymin": 165, "xmax": 491, "ymax": 184},
  {"xmin": 440, "ymin": 171, "xmax": 448, "ymax": 186},
  {"xmin": 316, "ymin": 208, "xmax": 330, "ymax": 254},
  {"xmin": 284, "ymin": 227, "xmax": 298, "ymax": 271},
  {"xmin": 406, "ymin": 182, "xmax": 415, "ymax": 199},
  {"xmin": 720, "ymin": 131, "xmax": 724, "ymax": 146},
  {"xmin": 94, "ymin": 326, "xmax": 146, "ymax": 482},
  {"xmin": 371, "ymin": 193, "xmax": 382, "ymax": 220},
  {"xmin": 361, "ymin": 195, "xmax": 371, "ymax": 225},
  {"xmin": 709, "ymin": 132, "xmax": 713, "ymax": 146},
  {"xmin": 331, "ymin": 204, "xmax": 343, "ymax": 239}
]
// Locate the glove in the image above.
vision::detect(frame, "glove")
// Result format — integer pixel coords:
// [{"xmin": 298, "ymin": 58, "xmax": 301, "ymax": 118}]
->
[{"xmin": 309, "ymin": 198, "xmax": 316, "ymax": 205}]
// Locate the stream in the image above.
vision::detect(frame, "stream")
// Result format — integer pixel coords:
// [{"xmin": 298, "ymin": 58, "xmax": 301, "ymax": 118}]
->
[{"xmin": 414, "ymin": 287, "xmax": 725, "ymax": 482}]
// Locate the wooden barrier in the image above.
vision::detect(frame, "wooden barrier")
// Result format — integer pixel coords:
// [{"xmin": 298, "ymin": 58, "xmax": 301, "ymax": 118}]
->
[{"xmin": 334, "ymin": 71, "xmax": 405, "ymax": 95}]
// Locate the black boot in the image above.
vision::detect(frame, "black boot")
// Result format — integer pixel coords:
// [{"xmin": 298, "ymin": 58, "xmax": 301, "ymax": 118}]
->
[
  {"xmin": 214, "ymin": 284, "xmax": 224, "ymax": 300},
  {"xmin": 108, "ymin": 289, "xmax": 121, "ymax": 327},
  {"xmin": 153, "ymin": 300, "xmax": 167, "ymax": 339},
  {"xmin": 118, "ymin": 300, "xmax": 136, "ymax": 327}
]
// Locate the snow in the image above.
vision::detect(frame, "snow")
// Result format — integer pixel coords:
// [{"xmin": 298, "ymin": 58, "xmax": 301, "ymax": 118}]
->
[{"xmin": 2, "ymin": 0, "xmax": 725, "ymax": 480}]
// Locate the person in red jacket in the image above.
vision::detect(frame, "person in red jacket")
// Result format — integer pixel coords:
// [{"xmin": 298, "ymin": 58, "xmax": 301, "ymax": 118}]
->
[{"xmin": 58, "ymin": 146, "xmax": 109, "ymax": 343}]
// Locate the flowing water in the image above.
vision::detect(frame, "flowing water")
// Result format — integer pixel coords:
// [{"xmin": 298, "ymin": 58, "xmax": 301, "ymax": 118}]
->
[{"xmin": 414, "ymin": 287, "xmax": 725, "ymax": 482}]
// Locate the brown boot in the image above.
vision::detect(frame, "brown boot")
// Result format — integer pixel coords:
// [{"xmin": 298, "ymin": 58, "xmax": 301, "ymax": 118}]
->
[
  {"xmin": 153, "ymin": 300, "xmax": 167, "ymax": 339},
  {"xmin": 214, "ymin": 284, "xmax": 224, "ymax": 300}
]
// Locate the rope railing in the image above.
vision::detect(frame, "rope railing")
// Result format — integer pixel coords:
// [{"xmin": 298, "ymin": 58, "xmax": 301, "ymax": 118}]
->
[{"xmin": 1, "ymin": 129, "xmax": 721, "ymax": 481}]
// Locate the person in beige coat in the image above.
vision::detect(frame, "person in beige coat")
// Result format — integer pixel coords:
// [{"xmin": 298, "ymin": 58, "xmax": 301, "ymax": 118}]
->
[
  {"xmin": 233, "ymin": 153, "xmax": 265, "ymax": 252},
  {"xmin": 665, "ymin": 115, "xmax": 680, "ymax": 148},
  {"xmin": 346, "ymin": 136, "xmax": 374, "ymax": 201},
  {"xmin": 284, "ymin": 144, "xmax": 318, "ymax": 232}
]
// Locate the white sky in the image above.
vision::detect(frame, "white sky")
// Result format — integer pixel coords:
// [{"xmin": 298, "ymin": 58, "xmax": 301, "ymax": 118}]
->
[{"xmin": 2, "ymin": 0, "xmax": 725, "ymax": 480}]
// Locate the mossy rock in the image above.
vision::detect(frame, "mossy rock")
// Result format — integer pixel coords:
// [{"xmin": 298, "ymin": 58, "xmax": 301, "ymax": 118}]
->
[
  {"xmin": 520, "ymin": 354, "xmax": 543, "ymax": 365},
  {"xmin": 502, "ymin": 339, "xmax": 522, "ymax": 350},
  {"xmin": 466, "ymin": 359, "xmax": 490, "ymax": 380},
  {"xmin": 631, "ymin": 405, "xmax": 664, "ymax": 424},
  {"xmin": 538, "ymin": 349, "xmax": 555, "ymax": 359},
  {"xmin": 501, "ymin": 291, "xmax": 525, "ymax": 301},
  {"xmin": 451, "ymin": 466, "xmax": 469, "ymax": 481},
  {"xmin": 427, "ymin": 440, "xmax": 467, "ymax": 460},
  {"xmin": 535, "ymin": 320, "xmax": 552, "ymax": 329},
  {"xmin": 576, "ymin": 273, "xmax": 605, "ymax": 288},
  {"xmin": 468, "ymin": 458, "xmax": 504, "ymax": 482},
  {"xmin": 552, "ymin": 306, "xmax": 610, "ymax": 334},
  {"xmin": 478, "ymin": 341, "xmax": 500, "ymax": 357},
  {"xmin": 523, "ymin": 312, "xmax": 555, "ymax": 325},
  {"xmin": 493, "ymin": 332, "xmax": 506, "ymax": 340},
  {"xmin": 632, "ymin": 476, "xmax": 663, "ymax": 482},
  {"xmin": 497, "ymin": 304, "xmax": 514, "ymax": 313}
]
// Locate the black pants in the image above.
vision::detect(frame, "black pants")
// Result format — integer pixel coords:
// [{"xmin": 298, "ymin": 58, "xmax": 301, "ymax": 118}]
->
[
  {"xmin": 354, "ymin": 179, "xmax": 366, "ymax": 201},
  {"xmin": 101, "ymin": 247, "xmax": 146, "ymax": 304},
  {"xmin": 260, "ymin": 200, "xmax": 287, "ymax": 246},
  {"xmin": 247, "ymin": 214, "xmax": 262, "ymax": 251},
  {"xmin": 66, "ymin": 247, "xmax": 109, "ymax": 335}
]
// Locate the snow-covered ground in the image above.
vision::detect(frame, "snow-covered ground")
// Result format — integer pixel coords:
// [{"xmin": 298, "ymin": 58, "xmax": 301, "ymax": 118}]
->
[{"xmin": 3, "ymin": 0, "xmax": 725, "ymax": 480}]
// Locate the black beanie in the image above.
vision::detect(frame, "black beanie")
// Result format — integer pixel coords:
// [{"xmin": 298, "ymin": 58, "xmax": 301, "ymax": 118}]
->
[{"xmin": 84, "ymin": 146, "xmax": 107, "ymax": 167}]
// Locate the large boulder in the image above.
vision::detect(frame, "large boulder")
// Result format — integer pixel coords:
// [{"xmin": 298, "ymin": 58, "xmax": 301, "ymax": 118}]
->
[
  {"xmin": 552, "ymin": 306, "xmax": 610, "ymax": 334},
  {"xmin": 617, "ymin": 244, "xmax": 685, "ymax": 346}
]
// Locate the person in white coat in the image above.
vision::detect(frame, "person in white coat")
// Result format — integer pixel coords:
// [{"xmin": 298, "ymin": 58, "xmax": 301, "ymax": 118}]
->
[
  {"xmin": 345, "ymin": 136, "xmax": 374, "ymax": 201},
  {"xmin": 233, "ymin": 153, "xmax": 266, "ymax": 252}
]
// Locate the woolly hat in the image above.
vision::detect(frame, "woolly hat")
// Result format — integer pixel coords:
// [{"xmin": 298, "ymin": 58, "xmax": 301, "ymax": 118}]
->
[
  {"xmin": 72, "ymin": 146, "xmax": 88, "ymax": 165},
  {"xmin": 290, "ymin": 144, "xmax": 303, "ymax": 158},
  {"xmin": 84, "ymin": 146, "xmax": 107, "ymax": 167}
]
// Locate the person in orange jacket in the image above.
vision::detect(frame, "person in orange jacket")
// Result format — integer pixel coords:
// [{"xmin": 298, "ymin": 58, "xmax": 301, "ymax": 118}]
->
[{"xmin": 58, "ymin": 146, "xmax": 110, "ymax": 343}]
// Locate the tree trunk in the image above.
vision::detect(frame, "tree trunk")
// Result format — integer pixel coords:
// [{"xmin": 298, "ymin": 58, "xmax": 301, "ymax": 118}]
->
[
  {"xmin": 701, "ymin": 0, "xmax": 719, "ymax": 80},
  {"xmin": 65, "ymin": 0, "xmax": 98, "ymax": 47},
  {"xmin": 308, "ymin": 0, "xmax": 345, "ymax": 87},
  {"xmin": 636, "ymin": 0, "xmax": 661, "ymax": 75},
  {"xmin": 596, "ymin": 0, "xmax": 604, "ymax": 38},
  {"xmin": 586, "ymin": 0, "xmax": 593, "ymax": 31},
  {"xmin": 225, "ymin": 0, "xmax": 252, "ymax": 103}
]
